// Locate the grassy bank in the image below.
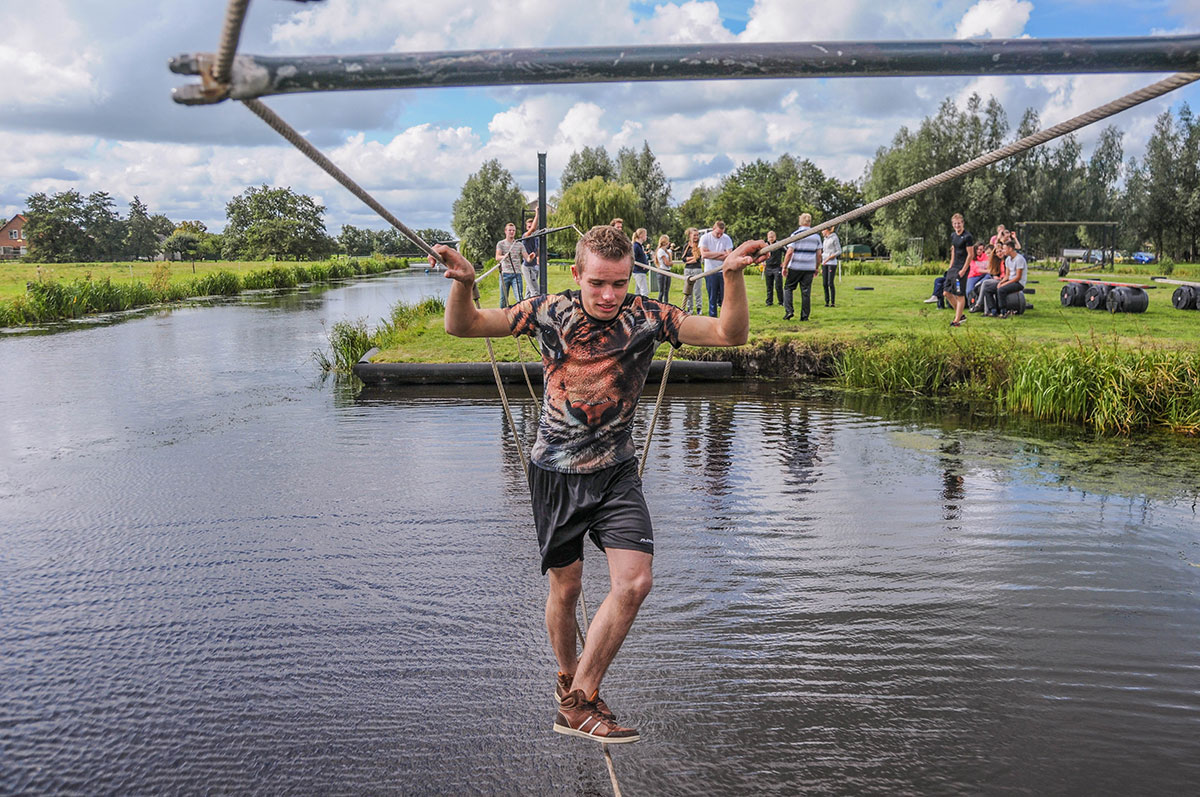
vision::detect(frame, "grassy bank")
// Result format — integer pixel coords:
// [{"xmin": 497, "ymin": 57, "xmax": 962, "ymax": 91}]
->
[
  {"xmin": 363, "ymin": 265, "xmax": 1199, "ymax": 434},
  {"xmin": 0, "ymin": 257, "xmax": 410, "ymax": 326}
]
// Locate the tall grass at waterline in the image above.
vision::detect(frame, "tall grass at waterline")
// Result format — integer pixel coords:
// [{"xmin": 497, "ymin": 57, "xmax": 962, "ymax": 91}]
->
[
  {"xmin": 0, "ymin": 257, "xmax": 410, "ymax": 326},
  {"xmin": 314, "ymin": 319, "xmax": 375, "ymax": 374},
  {"xmin": 315, "ymin": 296, "xmax": 446, "ymax": 374},
  {"xmin": 835, "ymin": 333, "xmax": 1200, "ymax": 434},
  {"xmin": 836, "ymin": 333, "xmax": 1013, "ymax": 399},
  {"xmin": 1006, "ymin": 343, "xmax": 1200, "ymax": 434}
]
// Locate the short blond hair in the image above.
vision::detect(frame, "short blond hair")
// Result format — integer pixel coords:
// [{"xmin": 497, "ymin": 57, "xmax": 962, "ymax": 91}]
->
[{"xmin": 576, "ymin": 225, "xmax": 632, "ymax": 274}]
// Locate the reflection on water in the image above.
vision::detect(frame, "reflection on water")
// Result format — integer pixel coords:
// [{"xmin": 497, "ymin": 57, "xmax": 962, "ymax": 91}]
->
[{"xmin": 2, "ymin": 275, "xmax": 1199, "ymax": 795}]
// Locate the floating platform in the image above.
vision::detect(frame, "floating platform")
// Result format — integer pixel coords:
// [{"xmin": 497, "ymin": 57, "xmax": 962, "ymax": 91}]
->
[{"xmin": 353, "ymin": 349, "xmax": 733, "ymax": 386}]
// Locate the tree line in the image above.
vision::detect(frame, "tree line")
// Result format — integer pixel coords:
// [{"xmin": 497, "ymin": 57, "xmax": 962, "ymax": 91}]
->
[{"xmin": 18, "ymin": 93, "xmax": 1200, "ymax": 265}]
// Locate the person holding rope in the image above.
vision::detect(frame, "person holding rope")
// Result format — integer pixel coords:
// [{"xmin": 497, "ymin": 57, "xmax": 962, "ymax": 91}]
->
[
  {"xmin": 522, "ymin": 207, "xmax": 541, "ymax": 298},
  {"xmin": 681, "ymin": 228, "xmax": 703, "ymax": 314},
  {"xmin": 437, "ymin": 224, "xmax": 763, "ymax": 744},
  {"xmin": 782, "ymin": 212, "xmax": 821, "ymax": 321},
  {"xmin": 496, "ymin": 222, "xmax": 525, "ymax": 307}
]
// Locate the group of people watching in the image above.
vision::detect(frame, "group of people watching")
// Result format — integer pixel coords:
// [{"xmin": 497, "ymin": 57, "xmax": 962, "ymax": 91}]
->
[
  {"xmin": 495, "ymin": 212, "xmax": 844, "ymax": 323},
  {"xmin": 929, "ymin": 218, "xmax": 1028, "ymax": 326}
]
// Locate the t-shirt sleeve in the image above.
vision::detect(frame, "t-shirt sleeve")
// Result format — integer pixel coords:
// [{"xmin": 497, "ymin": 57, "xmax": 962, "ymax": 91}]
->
[
  {"xmin": 651, "ymin": 301, "xmax": 688, "ymax": 348},
  {"xmin": 506, "ymin": 294, "xmax": 550, "ymax": 337}
]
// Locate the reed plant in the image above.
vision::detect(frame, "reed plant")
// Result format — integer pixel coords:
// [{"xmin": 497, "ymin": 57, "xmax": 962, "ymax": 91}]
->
[
  {"xmin": 1, "ymin": 257, "xmax": 411, "ymax": 326},
  {"xmin": 835, "ymin": 332, "xmax": 1200, "ymax": 434},
  {"xmin": 316, "ymin": 296, "xmax": 445, "ymax": 374}
]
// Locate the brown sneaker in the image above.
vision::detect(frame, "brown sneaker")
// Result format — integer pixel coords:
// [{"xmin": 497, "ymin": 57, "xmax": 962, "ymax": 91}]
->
[
  {"xmin": 554, "ymin": 672, "xmax": 573, "ymax": 703},
  {"xmin": 553, "ymin": 690, "xmax": 640, "ymax": 744},
  {"xmin": 555, "ymin": 674, "xmax": 615, "ymax": 720}
]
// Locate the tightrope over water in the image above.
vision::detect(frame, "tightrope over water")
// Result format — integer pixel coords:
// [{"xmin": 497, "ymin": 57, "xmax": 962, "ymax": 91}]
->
[{"xmin": 2, "ymin": 272, "xmax": 1199, "ymax": 794}]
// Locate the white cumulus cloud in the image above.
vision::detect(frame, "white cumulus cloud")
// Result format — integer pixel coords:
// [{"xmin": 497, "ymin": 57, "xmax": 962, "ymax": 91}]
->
[{"xmin": 955, "ymin": 0, "xmax": 1034, "ymax": 39}]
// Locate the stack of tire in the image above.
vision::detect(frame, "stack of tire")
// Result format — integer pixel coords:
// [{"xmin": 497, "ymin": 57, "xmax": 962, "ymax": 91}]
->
[
  {"xmin": 1061, "ymin": 281, "xmax": 1149, "ymax": 313},
  {"xmin": 1172, "ymin": 284, "xmax": 1199, "ymax": 310},
  {"xmin": 1060, "ymin": 282, "xmax": 1087, "ymax": 307},
  {"xmin": 1105, "ymin": 286, "xmax": 1149, "ymax": 313}
]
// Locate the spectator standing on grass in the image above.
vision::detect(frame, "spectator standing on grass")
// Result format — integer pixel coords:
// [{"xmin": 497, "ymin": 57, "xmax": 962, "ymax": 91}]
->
[
  {"xmin": 821, "ymin": 225, "xmax": 842, "ymax": 308},
  {"xmin": 782, "ymin": 213, "xmax": 821, "ymax": 321},
  {"xmin": 655, "ymin": 234, "xmax": 673, "ymax": 303},
  {"xmin": 700, "ymin": 221, "xmax": 733, "ymax": 317},
  {"xmin": 763, "ymin": 230, "xmax": 784, "ymax": 307},
  {"xmin": 522, "ymin": 211, "xmax": 541, "ymax": 298},
  {"xmin": 632, "ymin": 228, "xmax": 651, "ymax": 297},
  {"xmin": 681, "ymin": 228, "xmax": 703, "ymax": 314},
  {"xmin": 945, "ymin": 212, "xmax": 973, "ymax": 327},
  {"xmin": 496, "ymin": 222, "xmax": 525, "ymax": 308}
]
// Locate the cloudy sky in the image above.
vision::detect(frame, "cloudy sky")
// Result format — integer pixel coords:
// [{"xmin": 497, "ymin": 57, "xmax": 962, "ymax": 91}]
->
[{"xmin": 4, "ymin": 0, "xmax": 1199, "ymax": 234}]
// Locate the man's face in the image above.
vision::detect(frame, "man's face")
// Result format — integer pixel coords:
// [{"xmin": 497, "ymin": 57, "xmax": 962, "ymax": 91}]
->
[
  {"xmin": 767, "ymin": 231, "xmax": 776, "ymax": 243},
  {"xmin": 505, "ymin": 224, "xmax": 516, "ymax": 239},
  {"xmin": 952, "ymin": 217, "xmax": 964, "ymax": 235},
  {"xmin": 613, "ymin": 220, "xmax": 623, "ymax": 231},
  {"xmin": 572, "ymin": 250, "xmax": 630, "ymax": 320},
  {"xmin": 714, "ymin": 224, "xmax": 725, "ymax": 236}
]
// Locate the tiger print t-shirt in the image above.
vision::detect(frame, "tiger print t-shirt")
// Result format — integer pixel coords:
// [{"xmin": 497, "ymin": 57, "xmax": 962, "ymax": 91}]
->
[{"xmin": 506, "ymin": 290, "xmax": 688, "ymax": 474}]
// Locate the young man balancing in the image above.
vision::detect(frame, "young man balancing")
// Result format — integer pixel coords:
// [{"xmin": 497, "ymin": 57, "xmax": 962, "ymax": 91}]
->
[{"xmin": 437, "ymin": 224, "xmax": 762, "ymax": 743}]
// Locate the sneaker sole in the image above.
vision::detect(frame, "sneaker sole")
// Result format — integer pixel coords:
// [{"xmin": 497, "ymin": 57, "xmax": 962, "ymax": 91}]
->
[{"xmin": 553, "ymin": 724, "xmax": 640, "ymax": 744}]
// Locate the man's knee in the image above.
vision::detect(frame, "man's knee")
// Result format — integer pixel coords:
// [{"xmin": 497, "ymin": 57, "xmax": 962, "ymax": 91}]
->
[
  {"xmin": 614, "ymin": 568, "xmax": 652, "ymax": 607},
  {"xmin": 548, "ymin": 566, "xmax": 583, "ymax": 605}
]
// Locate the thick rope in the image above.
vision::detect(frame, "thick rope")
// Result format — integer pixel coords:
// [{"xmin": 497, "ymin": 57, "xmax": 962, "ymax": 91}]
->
[
  {"xmin": 214, "ymin": 0, "xmax": 251, "ymax": 86},
  {"xmin": 242, "ymin": 97, "xmax": 442, "ymax": 264},
  {"xmin": 515, "ymin": 336, "xmax": 538, "ymax": 403},
  {"xmin": 688, "ymin": 70, "xmax": 1200, "ymax": 286},
  {"xmin": 639, "ymin": 347, "xmax": 676, "ymax": 478}
]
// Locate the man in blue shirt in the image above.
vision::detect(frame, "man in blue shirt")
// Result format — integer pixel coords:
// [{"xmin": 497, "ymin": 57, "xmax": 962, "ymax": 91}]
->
[{"xmin": 782, "ymin": 213, "xmax": 821, "ymax": 321}]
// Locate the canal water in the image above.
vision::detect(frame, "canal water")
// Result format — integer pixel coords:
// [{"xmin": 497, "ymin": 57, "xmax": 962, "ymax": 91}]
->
[{"xmin": 2, "ymin": 272, "xmax": 1198, "ymax": 795}]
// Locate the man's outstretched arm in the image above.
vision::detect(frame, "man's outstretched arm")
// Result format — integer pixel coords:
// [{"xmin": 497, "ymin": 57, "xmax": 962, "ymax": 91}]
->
[
  {"xmin": 677, "ymin": 240, "xmax": 763, "ymax": 348},
  {"xmin": 438, "ymin": 245, "xmax": 515, "ymax": 338}
]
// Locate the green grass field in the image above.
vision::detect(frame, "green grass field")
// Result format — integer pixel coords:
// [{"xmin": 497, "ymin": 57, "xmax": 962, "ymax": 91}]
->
[
  {"xmin": 370, "ymin": 264, "xmax": 1200, "ymax": 363},
  {"xmin": 0, "ymin": 260, "xmax": 310, "ymax": 301}
]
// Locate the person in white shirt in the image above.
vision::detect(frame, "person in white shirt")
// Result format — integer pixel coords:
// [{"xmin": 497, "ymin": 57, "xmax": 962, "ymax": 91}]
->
[
  {"xmin": 821, "ymin": 225, "xmax": 842, "ymax": 308},
  {"xmin": 699, "ymin": 221, "xmax": 734, "ymax": 317},
  {"xmin": 783, "ymin": 213, "xmax": 821, "ymax": 321},
  {"xmin": 995, "ymin": 241, "xmax": 1027, "ymax": 317}
]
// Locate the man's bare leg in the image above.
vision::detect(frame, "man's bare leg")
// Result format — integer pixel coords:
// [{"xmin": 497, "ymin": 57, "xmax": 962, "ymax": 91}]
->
[
  {"xmin": 546, "ymin": 560, "xmax": 583, "ymax": 675},
  {"xmin": 571, "ymin": 548, "xmax": 653, "ymax": 699}
]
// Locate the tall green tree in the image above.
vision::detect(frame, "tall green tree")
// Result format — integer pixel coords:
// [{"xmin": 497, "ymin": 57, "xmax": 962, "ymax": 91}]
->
[
  {"xmin": 223, "ymin": 185, "xmax": 334, "ymax": 260},
  {"xmin": 711, "ymin": 159, "xmax": 805, "ymax": 242},
  {"xmin": 124, "ymin": 196, "xmax": 159, "ymax": 260},
  {"xmin": 24, "ymin": 190, "xmax": 91, "ymax": 262},
  {"xmin": 452, "ymin": 159, "xmax": 525, "ymax": 263},
  {"xmin": 338, "ymin": 224, "xmax": 375, "ymax": 256},
  {"xmin": 1137, "ymin": 110, "xmax": 1181, "ymax": 258},
  {"xmin": 676, "ymin": 185, "xmax": 717, "ymax": 236},
  {"xmin": 561, "ymin": 146, "xmax": 617, "ymax": 192},
  {"xmin": 549, "ymin": 177, "xmax": 642, "ymax": 253},
  {"xmin": 616, "ymin": 141, "xmax": 672, "ymax": 234},
  {"xmin": 84, "ymin": 192, "xmax": 124, "ymax": 261}
]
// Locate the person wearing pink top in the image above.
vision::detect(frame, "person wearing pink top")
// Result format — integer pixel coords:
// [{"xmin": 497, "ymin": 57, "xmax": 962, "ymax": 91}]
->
[{"xmin": 966, "ymin": 243, "xmax": 992, "ymax": 303}]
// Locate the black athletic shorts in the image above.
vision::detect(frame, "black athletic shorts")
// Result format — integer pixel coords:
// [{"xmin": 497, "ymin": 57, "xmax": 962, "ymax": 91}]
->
[
  {"xmin": 944, "ymin": 265, "xmax": 966, "ymax": 296},
  {"xmin": 528, "ymin": 458, "xmax": 654, "ymax": 574}
]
